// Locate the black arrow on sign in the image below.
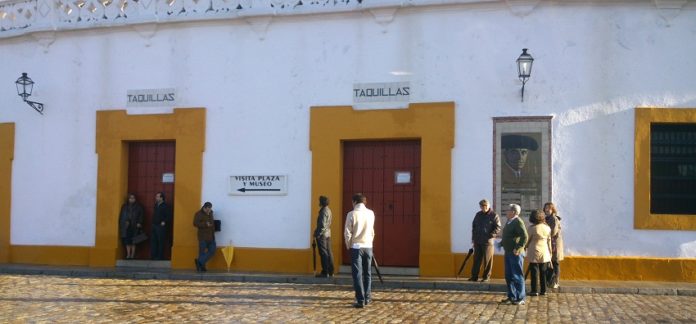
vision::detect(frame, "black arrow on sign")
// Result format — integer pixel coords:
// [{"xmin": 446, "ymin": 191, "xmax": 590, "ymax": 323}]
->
[{"xmin": 237, "ymin": 188, "xmax": 281, "ymax": 193}]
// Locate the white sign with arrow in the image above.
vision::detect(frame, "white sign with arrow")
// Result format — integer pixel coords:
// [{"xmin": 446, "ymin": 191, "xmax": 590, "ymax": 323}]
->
[{"xmin": 229, "ymin": 175, "xmax": 287, "ymax": 196}]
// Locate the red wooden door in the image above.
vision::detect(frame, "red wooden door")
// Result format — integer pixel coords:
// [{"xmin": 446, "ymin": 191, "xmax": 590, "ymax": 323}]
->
[
  {"xmin": 127, "ymin": 141, "xmax": 176, "ymax": 260},
  {"xmin": 342, "ymin": 140, "xmax": 421, "ymax": 267}
]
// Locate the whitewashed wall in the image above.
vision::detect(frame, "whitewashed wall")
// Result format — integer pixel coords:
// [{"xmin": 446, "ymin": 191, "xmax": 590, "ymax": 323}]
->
[{"xmin": 1, "ymin": 2, "xmax": 695, "ymax": 256}]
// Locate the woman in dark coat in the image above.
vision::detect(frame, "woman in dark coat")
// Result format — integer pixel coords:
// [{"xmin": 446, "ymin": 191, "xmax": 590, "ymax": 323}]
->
[{"xmin": 119, "ymin": 193, "xmax": 144, "ymax": 259}]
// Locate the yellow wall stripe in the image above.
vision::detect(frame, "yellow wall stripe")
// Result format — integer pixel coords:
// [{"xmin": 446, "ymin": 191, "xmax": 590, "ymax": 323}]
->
[
  {"xmin": 453, "ymin": 253, "xmax": 696, "ymax": 282},
  {"xmin": 6, "ymin": 243, "xmax": 694, "ymax": 282},
  {"xmin": 0, "ymin": 123, "xmax": 15, "ymax": 263},
  {"xmin": 10, "ymin": 246, "xmax": 91, "ymax": 266}
]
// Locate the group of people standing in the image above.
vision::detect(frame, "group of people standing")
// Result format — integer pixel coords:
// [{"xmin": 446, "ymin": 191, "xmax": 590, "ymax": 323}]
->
[
  {"xmin": 119, "ymin": 194, "xmax": 218, "ymax": 273},
  {"xmin": 469, "ymin": 199, "xmax": 564, "ymax": 306},
  {"xmin": 118, "ymin": 192, "xmax": 171, "ymax": 260},
  {"xmin": 124, "ymin": 190, "xmax": 562, "ymax": 309},
  {"xmin": 312, "ymin": 195, "xmax": 564, "ymax": 308},
  {"xmin": 312, "ymin": 193, "xmax": 375, "ymax": 308}
]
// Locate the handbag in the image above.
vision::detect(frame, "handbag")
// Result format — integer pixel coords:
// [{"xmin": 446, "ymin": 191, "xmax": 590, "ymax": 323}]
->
[
  {"xmin": 133, "ymin": 230, "xmax": 148, "ymax": 245},
  {"xmin": 214, "ymin": 220, "xmax": 221, "ymax": 232},
  {"xmin": 545, "ymin": 262, "xmax": 556, "ymax": 287}
]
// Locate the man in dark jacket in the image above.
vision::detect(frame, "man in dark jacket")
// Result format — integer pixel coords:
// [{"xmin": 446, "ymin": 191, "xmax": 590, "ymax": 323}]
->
[
  {"xmin": 151, "ymin": 192, "xmax": 171, "ymax": 260},
  {"xmin": 313, "ymin": 196, "xmax": 334, "ymax": 278},
  {"xmin": 193, "ymin": 202, "xmax": 216, "ymax": 272},
  {"xmin": 469, "ymin": 199, "xmax": 501, "ymax": 282}
]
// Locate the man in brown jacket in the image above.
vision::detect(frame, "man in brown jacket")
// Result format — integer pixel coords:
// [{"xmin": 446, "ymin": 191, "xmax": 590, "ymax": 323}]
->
[
  {"xmin": 193, "ymin": 202, "xmax": 216, "ymax": 272},
  {"xmin": 469, "ymin": 199, "xmax": 501, "ymax": 282}
]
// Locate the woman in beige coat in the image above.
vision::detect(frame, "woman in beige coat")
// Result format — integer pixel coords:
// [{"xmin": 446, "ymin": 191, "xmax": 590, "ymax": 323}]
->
[
  {"xmin": 526, "ymin": 209, "xmax": 552, "ymax": 296},
  {"xmin": 544, "ymin": 202, "xmax": 564, "ymax": 288}
]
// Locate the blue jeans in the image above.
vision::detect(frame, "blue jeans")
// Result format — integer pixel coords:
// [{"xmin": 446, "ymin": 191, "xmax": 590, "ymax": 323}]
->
[
  {"xmin": 504, "ymin": 252, "xmax": 526, "ymax": 301},
  {"xmin": 350, "ymin": 248, "xmax": 373, "ymax": 304},
  {"xmin": 198, "ymin": 240, "xmax": 217, "ymax": 267}
]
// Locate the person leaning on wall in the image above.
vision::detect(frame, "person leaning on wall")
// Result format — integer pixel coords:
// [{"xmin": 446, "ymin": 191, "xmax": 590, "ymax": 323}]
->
[
  {"xmin": 525, "ymin": 209, "xmax": 552, "ymax": 297},
  {"xmin": 119, "ymin": 193, "xmax": 144, "ymax": 259},
  {"xmin": 543, "ymin": 202, "xmax": 564, "ymax": 288},
  {"xmin": 193, "ymin": 202, "xmax": 216, "ymax": 272}
]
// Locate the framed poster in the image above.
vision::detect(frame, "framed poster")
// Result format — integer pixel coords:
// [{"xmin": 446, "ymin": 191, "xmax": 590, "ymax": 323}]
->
[{"xmin": 493, "ymin": 116, "xmax": 553, "ymax": 217}]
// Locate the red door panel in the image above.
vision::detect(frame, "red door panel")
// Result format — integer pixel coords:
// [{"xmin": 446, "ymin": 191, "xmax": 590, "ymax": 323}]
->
[
  {"xmin": 127, "ymin": 141, "xmax": 176, "ymax": 260},
  {"xmin": 342, "ymin": 140, "xmax": 421, "ymax": 267}
]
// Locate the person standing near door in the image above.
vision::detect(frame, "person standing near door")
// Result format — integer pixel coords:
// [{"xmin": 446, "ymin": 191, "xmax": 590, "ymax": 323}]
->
[
  {"xmin": 151, "ymin": 192, "xmax": 171, "ymax": 260},
  {"xmin": 469, "ymin": 199, "xmax": 501, "ymax": 282},
  {"xmin": 119, "ymin": 193, "xmax": 144, "ymax": 259},
  {"xmin": 194, "ymin": 202, "xmax": 216, "ymax": 272},
  {"xmin": 344, "ymin": 193, "xmax": 375, "ymax": 309},
  {"xmin": 313, "ymin": 195, "xmax": 334, "ymax": 278}
]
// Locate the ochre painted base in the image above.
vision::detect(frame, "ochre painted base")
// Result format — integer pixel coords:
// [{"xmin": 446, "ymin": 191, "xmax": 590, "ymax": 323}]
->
[
  {"xmin": 89, "ymin": 247, "xmax": 120, "ymax": 267},
  {"xmin": 3, "ymin": 245, "xmax": 694, "ymax": 282},
  {"xmin": 420, "ymin": 252, "xmax": 456, "ymax": 277},
  {"xmin": 181, "ymin": 247, "xmax": 310, "ymax": 274},
  {"xmin": 10, "ymin": 245, "xmax": 91, "ymax": 266},
  {"xmin": 453, "ymin": 253, "xmax": 696, "ymax": 282},
  {"xmin": 0, "ymin": 244, "xmax": 9, "ymax": 264}
]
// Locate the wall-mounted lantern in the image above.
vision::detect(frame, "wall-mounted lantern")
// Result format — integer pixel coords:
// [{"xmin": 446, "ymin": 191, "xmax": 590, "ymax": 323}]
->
[
  {"xmin": 15, "ymin": 72, "xmax": 45, "ymax": 114},
  {"xmin": 516, "ymin": 48, "xmax": 534, "ymax": 102}
]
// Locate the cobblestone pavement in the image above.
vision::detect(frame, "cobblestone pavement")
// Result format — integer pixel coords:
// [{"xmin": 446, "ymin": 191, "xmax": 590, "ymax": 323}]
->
[{"xmin": 0, "ymin": 274, "xmax": 694, "ymax": 323}]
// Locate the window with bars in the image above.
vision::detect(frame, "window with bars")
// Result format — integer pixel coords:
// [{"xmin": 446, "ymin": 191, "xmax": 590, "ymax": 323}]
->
[{"xmin": 650, "ymin": 123, "xmax": 696, "ymax": 215}]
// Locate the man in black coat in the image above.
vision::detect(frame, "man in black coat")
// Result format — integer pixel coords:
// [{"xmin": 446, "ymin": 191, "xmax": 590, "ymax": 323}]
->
[
  {"xmin": 469, "ymin": 199, "xmax": 501, "ymax": 282},
  {"xmin": 151, "ymin": 192, "xmax": 172, "ymax": 260}
]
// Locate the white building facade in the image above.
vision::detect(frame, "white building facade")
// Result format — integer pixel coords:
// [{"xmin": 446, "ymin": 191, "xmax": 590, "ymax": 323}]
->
[{"xmin": 0, "ymin": 0, "xmax": 695, "ymax": 281}]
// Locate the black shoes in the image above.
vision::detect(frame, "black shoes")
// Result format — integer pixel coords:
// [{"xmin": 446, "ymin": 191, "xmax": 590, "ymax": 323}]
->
[
  {"xmin": 353, "ymin": 298, "xmax": 371, "ymax": 308},
  {"xmin": 467, "ymin": 277, "xmax": 478, "ymax": 282},
  {"xmin": 194, "ymin": 259, "xmax": 207, "ymax": 272}
]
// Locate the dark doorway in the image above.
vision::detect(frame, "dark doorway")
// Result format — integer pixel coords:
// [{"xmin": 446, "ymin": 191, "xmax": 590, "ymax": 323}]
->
[
  {"xmin": 127, "ymin": 141, "xmax": 175, "ymax": 260},
  {"xmin": 342, "ymin": 140, "xmax": 421, "ymax": 267}
]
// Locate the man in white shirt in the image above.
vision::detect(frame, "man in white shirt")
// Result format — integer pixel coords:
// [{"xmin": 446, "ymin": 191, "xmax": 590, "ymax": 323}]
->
[{"xmin": 344, "ymin": 193, "xmax": 376, "ymax": 309}]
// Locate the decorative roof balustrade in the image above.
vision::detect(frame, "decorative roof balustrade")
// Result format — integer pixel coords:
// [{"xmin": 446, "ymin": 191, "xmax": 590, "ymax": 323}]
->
[
  {"xmin": 0, "ymin": 0, "xmax": 439, "ymax": 38},
  {"xmin": 0, "ymin": 0, "xmax": 691, "ymax": 39}
]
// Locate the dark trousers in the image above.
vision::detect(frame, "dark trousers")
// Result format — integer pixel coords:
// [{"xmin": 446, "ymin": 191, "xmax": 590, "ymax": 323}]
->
[
  {"xmin": 529, "ymin": 262, "xmax": 547, "ymax": 294},
  {"xmin": 504, "ymin": 252, "xmax": 525, "ymax": 302},
  {"xmin": 470, "ymin": 243, "xmax": 494, "ymax": 280},
  {"xmin": 350, "ymin": 248, "xmax": 373, "ymax": 304},
  {"xmin": 549, "ymin": 259, "xmax": 560, "ymax": 286},
  {"xmin": 198, "ymin": 240, "xmax": 217, "ymax": 267},
  {"xmin": 317, "ymin": 236, "xmax": 335, "ymax": 275},
  {"xmin": 151, "ymin": 227, "xmax": 166, "ymax": 260}
]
